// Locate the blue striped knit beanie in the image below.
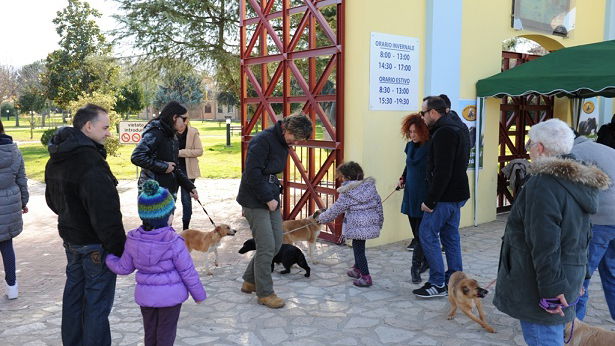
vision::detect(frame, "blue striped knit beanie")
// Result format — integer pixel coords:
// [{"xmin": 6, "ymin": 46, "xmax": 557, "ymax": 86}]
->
[{"xmin": 138, "ymin": 180, "xmax": 175, "ymax": 229}]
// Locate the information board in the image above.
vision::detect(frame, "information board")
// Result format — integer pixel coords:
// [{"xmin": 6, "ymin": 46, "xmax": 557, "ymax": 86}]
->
[
  {"xmin": 119, "ymin": 121, "xmax": 146, "ymax": 144},
  {"xmin": 459, "ymin": 99, "xmax": 483, "ymax": 169},
  {"xmin": 369, "ymin": 33, "xmax": 419, "ymax": 111}
]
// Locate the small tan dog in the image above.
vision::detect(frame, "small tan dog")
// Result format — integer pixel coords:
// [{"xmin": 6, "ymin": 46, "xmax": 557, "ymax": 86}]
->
[
  {"xmin": 447, "ymin": 271, "xmax": 495, "ymax": 333},
  {"xmin": 565, "ymin": 318, "xmax": 615, "ymax": 345},
  {"xmin": 181, "ymin": 224, "xmax": 236, "ymax": 275},
  {"xmin": 282, "ymin": 211, "xmax": 322, "ymax": 263}
]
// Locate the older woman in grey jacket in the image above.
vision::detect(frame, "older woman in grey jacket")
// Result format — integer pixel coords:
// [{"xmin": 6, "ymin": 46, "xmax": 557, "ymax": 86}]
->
[
  {"xmin": 493, "ymin": 119, "xmax": 610, "ymax": 346},
  {"xmin": 0, "ymin": 120, "xmax": 29, "ymax": 299}
]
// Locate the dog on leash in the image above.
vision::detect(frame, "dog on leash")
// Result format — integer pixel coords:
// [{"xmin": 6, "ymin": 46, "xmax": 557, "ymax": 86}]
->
[
  {"xmin": 282, "ymin": 210, "xmax": 322, "ymax": 263},
  {"xmin": 181, "ymin": 224, "xmax": 237, "ymax": 275},
  {"xmin": 238, "ymin": 238, "xmax": 311, "ymax": 277},
  {"xmin": 565, "ymin": 318, "xmax": 615, "ymax": 345},
  {"xmin": 447, "ymin": 271, "xmax": 495, "ymax": 333}
]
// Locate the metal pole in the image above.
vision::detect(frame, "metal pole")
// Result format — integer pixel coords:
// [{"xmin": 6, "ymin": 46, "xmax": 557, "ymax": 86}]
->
[
  {"xmin": 474, "ymin": 97, "xmax": 484, "ymax": 227},
  {"xmin": 226, "ymin": 118, "xmax": 231, "ymax": 147}
]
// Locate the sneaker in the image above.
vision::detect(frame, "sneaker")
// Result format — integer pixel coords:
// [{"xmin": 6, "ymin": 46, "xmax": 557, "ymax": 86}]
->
[
  {"xmin": 347, "ymin": 266, "xmax": 361, "ymax": 279},
  {"xmin": 413, "ymin": 282, "xmax": 447, "ymax": 298},
  {"xmin": 6, "ymin": 282, "xmax": 18, "ymax": 300},
  {"xmin": 353, "ymin": 274, "xmax": 372, "ymax": 287}
]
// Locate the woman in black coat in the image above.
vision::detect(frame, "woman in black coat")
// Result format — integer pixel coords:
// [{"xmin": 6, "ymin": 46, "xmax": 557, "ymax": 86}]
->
[
  {"xmin": 131, "ymin": 101, "xmax": 198, "ymax": 202},
  {"xmin": 398, "ymin": 113, "xmax": 430, "ymax": 284}
]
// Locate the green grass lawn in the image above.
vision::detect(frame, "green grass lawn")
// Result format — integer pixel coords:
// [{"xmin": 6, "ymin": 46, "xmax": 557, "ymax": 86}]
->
[
  {"xmin": 12, "ymin": 118, "xmax": 333, "ymax": 182},
  {"xmin": 15, "ymin": 121, "xmax": 243, "ymax": 181},
  {"xmin": 3, "ymin": 115, "xmax": 65, "ymax": 142},
  {"xmin": 20, "ymin": 144, "xmax": 50, "ymax": 182}
]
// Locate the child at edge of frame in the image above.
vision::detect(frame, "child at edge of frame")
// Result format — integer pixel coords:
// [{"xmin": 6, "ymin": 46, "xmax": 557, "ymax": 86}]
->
[
  {"xmin": 316, "ymin": 161, "xmax": 384, "ymax": 287},
  {"xmin": 105, "ymin": 179, "xmax": 206, "ymax": 346}
]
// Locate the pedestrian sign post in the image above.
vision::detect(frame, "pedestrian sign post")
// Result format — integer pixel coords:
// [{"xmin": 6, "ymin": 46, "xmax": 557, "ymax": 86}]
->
[{"xmin": 119, "ymin": 121, "xmax": 146, "ymax": 144}]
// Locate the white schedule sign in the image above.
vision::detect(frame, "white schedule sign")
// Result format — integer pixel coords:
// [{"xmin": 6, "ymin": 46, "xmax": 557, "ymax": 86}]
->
[{"xmin": 369, "ymin": 33, "xmax": 419, "ymax": 111}]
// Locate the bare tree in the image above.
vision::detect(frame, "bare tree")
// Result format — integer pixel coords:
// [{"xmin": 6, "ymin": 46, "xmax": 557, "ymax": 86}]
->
[{"xmin": 0, "ymin": 65, "xmax": 19, "ymax": 103}]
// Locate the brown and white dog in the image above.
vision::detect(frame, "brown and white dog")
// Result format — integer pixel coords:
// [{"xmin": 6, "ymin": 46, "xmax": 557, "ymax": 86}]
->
[
  {"xmin": 447, "ymin": 271, "xmax": 495, "ymax": 333},
  {"xmin": 181, "ymin": 224, "xmax": 237, "ymax": 275},
  {"xmin": 282, "ymin": 211, "xmax": 322, "ymax": 263},
  {"xmin": 565, "ymin": 318, "xmax": 615, "ymax": 346}
]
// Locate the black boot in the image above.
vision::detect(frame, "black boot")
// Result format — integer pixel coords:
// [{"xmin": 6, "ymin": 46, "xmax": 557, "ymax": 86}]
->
[
  {"xmin": 411, "ymin": 251, "xmax": 422, "ymax": 284},
  {"xmin": 420, "ymin": 261, "xmax": 429, "ymax": 274},
  {"xmin": 411, "ymin": 265, "xmax": 421, "ymax": 284},
  {"xmin": 414, "ymin": 240, "xmax": 429, "ymax": 274}
]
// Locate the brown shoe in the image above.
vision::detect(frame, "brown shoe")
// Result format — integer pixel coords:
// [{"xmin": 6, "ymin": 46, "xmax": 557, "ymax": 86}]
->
[
  {"xmin": 241, "ymin": 281, "xmax": 255, "ymax": 294},
  {"xmin": 257, "ymin": 293, "xmax": 285, "ymax": 309}
]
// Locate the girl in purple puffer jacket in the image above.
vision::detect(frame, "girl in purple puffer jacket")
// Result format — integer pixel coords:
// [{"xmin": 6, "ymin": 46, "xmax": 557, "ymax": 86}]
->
[
  {"xmin": 106, "ymin": 180, "xmax": 206, "ymax": 346},
  {"xmin": 318, "ymin": 162, "xmax": 384, "ymax": 287}
]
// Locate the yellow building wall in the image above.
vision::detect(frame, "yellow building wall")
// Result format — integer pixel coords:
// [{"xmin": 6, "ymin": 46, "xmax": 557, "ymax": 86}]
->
[
  {"xmin": 344, "ymin": 0, "xmax": 426, "ymax": 246},
  {"xmin": 459, "ymin": 0, "xmax": 606, "ymax": 232},
  {"xmin": 344, "ymin": 0, "xmax": 607, "ymax": 246}
]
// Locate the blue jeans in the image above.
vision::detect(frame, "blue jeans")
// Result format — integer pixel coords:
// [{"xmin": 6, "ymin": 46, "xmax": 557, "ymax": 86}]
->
[
  {"xmin": 520, "ymin": 320, "xmax": 565, "ymax": 346},
  {"xmin": 62, "ymin": 243, "xmax": 117, "ymax": 346},
  {"xmin": 180, "ymin": 179, "xmax": 196, "ymax": 229},
  {"xmin": 419, "ymin": 201, "xmax": 465, "ymax": 286},
  {"xmin": 576, "ymin": 224, "xmax": 615, "ymax": 321}
]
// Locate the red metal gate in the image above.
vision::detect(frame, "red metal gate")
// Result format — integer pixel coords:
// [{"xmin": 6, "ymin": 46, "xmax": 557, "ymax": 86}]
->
[
  {"xmin": 240, "ymin": 0, "xmax": 345, "ymax": 243},
  {"xmin": 497, "ymin": 52, "xmax": 553, "ymax": 212}
]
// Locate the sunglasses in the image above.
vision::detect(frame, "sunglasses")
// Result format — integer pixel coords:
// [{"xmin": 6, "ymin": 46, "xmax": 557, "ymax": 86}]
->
[
  {"xmin": 177, "ymin": 115, "xmax": 188, "ymax": 122},
  {"xmin": 420, "ymin": 109, "xmax": 432, "ymax": 116}
]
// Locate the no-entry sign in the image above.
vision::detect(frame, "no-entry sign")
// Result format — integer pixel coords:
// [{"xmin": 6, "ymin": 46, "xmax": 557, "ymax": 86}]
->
[{"xmin": 119, "ymin": 121, "xmax": 146, "ymax": 144}]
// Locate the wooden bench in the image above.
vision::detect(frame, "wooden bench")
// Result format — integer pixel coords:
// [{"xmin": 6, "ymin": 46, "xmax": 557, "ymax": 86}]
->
[{"xmin": 229, "ymin": 125, "xmax": 242, "ymax": 135}]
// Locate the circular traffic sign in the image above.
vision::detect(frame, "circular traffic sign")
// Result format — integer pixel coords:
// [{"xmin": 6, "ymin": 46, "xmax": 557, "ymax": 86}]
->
[
  {"xmin": 121, "ymin": 133, "xmax": 131, "ymax": 143},
  {"xmin": 132, "ymin": 133, "xmax": 141, "ymax": 143}
]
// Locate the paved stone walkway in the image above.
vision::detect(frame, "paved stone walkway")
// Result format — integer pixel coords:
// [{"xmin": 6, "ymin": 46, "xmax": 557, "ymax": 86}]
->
[{"xmin": 1, "ymin": 179, "xmax": 612, "ymax": 345}]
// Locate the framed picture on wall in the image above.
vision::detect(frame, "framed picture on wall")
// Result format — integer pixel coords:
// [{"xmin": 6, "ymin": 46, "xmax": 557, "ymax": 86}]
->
[{"xmin": 512, "ymin": 0, "xmax": 576, "ymax": 37}]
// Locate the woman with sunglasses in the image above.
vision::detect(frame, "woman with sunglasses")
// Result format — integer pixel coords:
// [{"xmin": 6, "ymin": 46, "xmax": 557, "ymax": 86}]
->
[
  {"xmin": 177, "ymin": 116, "xmax": 203, "ymax": 230},
  {"xmin": 132, "ymin": 101, "xmax": 199, "ymax": 214}
]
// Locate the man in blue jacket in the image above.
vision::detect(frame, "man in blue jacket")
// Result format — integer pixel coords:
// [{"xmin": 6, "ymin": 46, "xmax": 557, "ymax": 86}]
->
[
  {"xmin": 237, "ymin": 114, "xmax": 312, "ymax": 308},
  {"xmin": 571, "ymin": 135, "xmax": 615, "ymax": 321}
]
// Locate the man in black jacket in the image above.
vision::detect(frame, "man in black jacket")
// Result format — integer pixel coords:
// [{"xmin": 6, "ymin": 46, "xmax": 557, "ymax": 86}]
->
[
  {"xmin": 413, "ymin": 96, "xmax": 470, "ymax": 298},
  {"xmin": 237, "ymin": 114, "xmax": 312, "ymax": 309},
  {"xmin": 45, "ymin": 104, "xmax": 126, "ymax": 346},
  {"xmin": 438, "ymin": 94, "xmax": 472, "ymax": 158},
  {"xmin": 597, "ymin": 114, "xmax": 615, "ymax": 150}
]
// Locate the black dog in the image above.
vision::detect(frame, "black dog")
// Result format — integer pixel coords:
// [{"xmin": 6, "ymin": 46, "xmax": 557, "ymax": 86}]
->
[
  {"xmin": 579, "ymin": 117, "xmax": 597, "ymax": 136},
  {"xmin": 238, "ymin": 238, "xmax": 311, "ymax": 277}
]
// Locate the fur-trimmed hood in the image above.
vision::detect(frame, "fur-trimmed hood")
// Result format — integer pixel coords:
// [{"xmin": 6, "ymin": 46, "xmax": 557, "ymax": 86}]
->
[
  {"xmin": 530, "ymin": 156, "xmax": 610, "ymax": 190},
  {"xmin": 530, "ymin": 156, "xmax": 611, "ymax": 214}
]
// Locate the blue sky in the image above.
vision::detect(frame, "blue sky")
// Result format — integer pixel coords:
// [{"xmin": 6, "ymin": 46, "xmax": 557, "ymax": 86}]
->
[{"xmin": 0, "ymin": 0, "xmax": 121, "ymax": 67}]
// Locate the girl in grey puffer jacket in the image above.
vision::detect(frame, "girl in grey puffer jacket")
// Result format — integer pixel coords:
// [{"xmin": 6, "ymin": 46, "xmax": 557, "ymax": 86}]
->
[
  {"xmin": 318, "ymin": 162, "xmax": 383, "ymax": 287},
  {"xmin": 0, "ymin": 120, "xmax": 29, "ymax": 299}
]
